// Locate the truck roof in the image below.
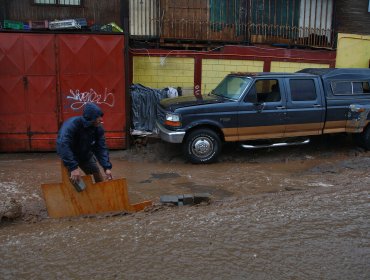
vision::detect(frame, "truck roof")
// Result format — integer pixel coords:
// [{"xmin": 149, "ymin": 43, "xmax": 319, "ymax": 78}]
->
[
  {"xmin": 298, "ymin": 68, "xmax": 370, "ymax": 80},
  {"xmin": 229, "ymin": 72, "xmax": 316, "ymax": 77},
  {"xmin": 229, "ymin": 68, "xmax": 370, "ymax": 80}
]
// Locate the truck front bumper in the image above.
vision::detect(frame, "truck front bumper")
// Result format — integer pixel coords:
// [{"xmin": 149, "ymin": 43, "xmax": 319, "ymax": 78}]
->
[{"xmin": 156, "ymin": 120, "xmax": 186, "ymax": 143}]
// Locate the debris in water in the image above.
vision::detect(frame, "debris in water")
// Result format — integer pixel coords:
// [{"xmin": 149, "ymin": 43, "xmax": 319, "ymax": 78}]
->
[{"xmin": 160, "ymin": 193, "xmax": 211, "ymax": 206}]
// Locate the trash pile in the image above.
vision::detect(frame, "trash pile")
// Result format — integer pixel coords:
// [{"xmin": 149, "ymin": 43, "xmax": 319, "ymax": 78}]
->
[
  {"xmin": 130, "ymin": 84, "xmax": 181, "ymax": 136},
  {"xmin": 1, "ymin": 19, "xmax": 123, "ymax": 33}
]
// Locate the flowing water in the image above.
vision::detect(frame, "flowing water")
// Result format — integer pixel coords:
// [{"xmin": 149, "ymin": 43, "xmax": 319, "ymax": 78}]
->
[{"xmin": 0, "ymin": 136, "xmax": 369, "ymax": 279}]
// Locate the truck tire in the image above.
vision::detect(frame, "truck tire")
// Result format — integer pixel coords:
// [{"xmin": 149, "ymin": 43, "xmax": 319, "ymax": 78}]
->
[
  {"xmin": 183, "ymin": 129, "xmax": 221, "ymax": 164},
  {"xmin": 354, "ymin": 126, "xmax": 370, "ymax": 150},
  {"xmin": 353, "ymin": 133, "xmax": 365, "ymax": 148}
]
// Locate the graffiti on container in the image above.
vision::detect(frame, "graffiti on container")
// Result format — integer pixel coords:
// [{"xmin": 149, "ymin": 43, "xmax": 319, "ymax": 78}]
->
[{"xmin": 67, "ymin": 88, "xmax": 115, "ymax": 109}]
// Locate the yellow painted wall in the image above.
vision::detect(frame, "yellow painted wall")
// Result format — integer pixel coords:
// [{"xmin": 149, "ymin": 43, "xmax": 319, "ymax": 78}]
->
[
  {"xmin": 201, "ymin": 59, "xmax": 263, "ymax": 93},
  {"xmin": 133, "ymin": 56, "xmax": 194, "ymax": 90},
  {"xmin": 336, "ymin": 33, "xmax": 370, "ymax": 68},
  {"xmin": 133, "ymin": 56, "xmax": 334, "ymax": 96},
  {"xmin": 271, "ymin": 61, "xmax": 329, "ymax": 72}
]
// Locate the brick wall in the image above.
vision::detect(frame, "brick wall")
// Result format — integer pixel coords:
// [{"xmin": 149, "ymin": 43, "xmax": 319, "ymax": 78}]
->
[{"xmin": 133, "ymin": 56, "xmax": 194, "ymax": 92}]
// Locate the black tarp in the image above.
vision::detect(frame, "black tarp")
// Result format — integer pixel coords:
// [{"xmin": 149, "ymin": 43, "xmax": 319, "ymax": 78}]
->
[{"xmin": 130, "ymin": 84, "xmax": 168, "ymax": 133}]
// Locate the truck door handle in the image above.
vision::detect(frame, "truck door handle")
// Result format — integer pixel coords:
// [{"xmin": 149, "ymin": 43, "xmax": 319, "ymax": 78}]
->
[
  {"xmin": 276, "ymin": 106, "xmax": 286, "ymax": 109},
  {"xmin": 313, "ymin": 104, "xmax": 321, "ymax": 108}
]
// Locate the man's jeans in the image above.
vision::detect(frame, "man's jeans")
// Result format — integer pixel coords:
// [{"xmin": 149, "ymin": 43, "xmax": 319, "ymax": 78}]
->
[{"xmin": 79, "ymin": 156, "xmax": 104, "ymax": 183}]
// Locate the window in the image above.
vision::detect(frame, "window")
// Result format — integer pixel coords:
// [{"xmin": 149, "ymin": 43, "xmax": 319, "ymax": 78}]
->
[
  {"xmin": 254, "ymin": 79, "xmax": 281, "ymax": 103},
  {"xmin": 353, "ymin": 82, "xmax": 370, "ymax": 94},
  {"xmin": 34, "ymin": 0, "xmax": 81, "ymax": 6},
  {"xmin": 212, "ymin": 76, "xmax": 251, "ymax": 100},
  {"xmin": 331, "ymin": 81, "xmax": 370, "ymax": 95},
  {"xmin": 290, "ymin": 79, "xmax": 317, "ymax": 101}
]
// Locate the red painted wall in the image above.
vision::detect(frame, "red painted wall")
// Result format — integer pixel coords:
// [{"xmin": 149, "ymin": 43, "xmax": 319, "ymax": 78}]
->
[{"xmin": 0, "ymin": 32, "xmax": 127, "ymax": 152}]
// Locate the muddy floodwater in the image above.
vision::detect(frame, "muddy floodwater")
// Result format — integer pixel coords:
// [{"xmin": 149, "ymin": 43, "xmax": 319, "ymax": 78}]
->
[{"xmin": 0, "ymin": 135, "xmax": 369, "ymax": 279}]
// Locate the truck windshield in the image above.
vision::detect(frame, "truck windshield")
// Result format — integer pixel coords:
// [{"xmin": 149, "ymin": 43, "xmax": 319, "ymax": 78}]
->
[{"xmin": 211, "ymin": 76, "xmax": 251, "ymax": 100}]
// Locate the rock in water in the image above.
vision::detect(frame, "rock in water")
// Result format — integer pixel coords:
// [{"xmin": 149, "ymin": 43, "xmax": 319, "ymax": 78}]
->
[{"xmin": 0, "ymin": 198, "xmax": 22, "ymax": 221}]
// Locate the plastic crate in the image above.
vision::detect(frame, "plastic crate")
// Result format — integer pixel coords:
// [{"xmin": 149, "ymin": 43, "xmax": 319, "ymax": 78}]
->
[
  {"xmin": 75, "ymin": 18, "xmax": 87, "ymax": 28},
  {"xmin": 28, "ymin": 20, "xmax": 48, "ymax": 29},
  {"xmin": 49, "ymin": 19, "xmax": 80, "ymax": 30},
  {"xmin": 3, "ymin": 20, "xmax": 24, "ymax": 30}
]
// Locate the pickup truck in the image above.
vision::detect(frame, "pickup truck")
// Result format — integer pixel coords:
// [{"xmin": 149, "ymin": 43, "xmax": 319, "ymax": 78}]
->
[{"xmin": 156, "ymin": 68, "xmax": 370, "ymax": 163}]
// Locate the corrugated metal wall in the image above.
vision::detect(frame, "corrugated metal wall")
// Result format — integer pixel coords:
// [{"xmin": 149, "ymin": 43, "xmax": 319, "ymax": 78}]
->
[
  {"xmin": 129, "ymin": 0, "xmax": 159, "ymax": 37},
  {"xmin": 297, "ymin": 0, "xmax": 334, "ymax": 47}
]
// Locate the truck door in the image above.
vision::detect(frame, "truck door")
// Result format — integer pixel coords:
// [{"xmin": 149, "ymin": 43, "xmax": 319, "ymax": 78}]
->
[
  {"xmin": 284, "ymin": 77, "xmax": 325, "ymax": 137},
  {"xmin": 238, "ymin": 78, "xmax": 287, "ymax": 140}
]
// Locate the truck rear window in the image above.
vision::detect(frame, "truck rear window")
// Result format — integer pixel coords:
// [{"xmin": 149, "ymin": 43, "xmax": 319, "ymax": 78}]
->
[
  {"xmin": 289, "ymin": 79, "xmax": 317, "ymax": 101},
  {"xmin": 331, "ymin": 81, "xmax": 370, "ymax": 95}
]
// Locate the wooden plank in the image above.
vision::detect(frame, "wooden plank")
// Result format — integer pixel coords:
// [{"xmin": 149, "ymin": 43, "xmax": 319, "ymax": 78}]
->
[{"xmin": 41, "ymin": 164, "xmax": 152, "ymax": 218}]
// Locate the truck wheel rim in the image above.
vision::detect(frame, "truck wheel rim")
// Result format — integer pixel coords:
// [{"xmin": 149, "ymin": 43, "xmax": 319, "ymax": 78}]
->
[{"xmin": 191, "ymin": 136, "xmax": 213, "ymax": 158}]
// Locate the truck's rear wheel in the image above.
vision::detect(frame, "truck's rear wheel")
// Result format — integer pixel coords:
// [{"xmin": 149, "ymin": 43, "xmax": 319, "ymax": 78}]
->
[{"xmin": 183, "ymin": 129, "xmax": 221, "ymax": 163}]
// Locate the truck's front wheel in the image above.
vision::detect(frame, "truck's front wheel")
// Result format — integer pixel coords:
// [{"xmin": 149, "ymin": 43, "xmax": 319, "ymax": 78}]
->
[
  {"xmin": 183, "ymin": 129, "xmax": 221, "ymax": 163},
  {"xmin": 354, "ymin": 126, "xmax": 370, "ymax": 150}
]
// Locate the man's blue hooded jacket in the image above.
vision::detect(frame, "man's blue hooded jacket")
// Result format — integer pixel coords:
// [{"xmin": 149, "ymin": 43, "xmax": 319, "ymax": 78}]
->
[{"xmin": 56, "ymin": 103, "xmax": 112, "ymax": 172}]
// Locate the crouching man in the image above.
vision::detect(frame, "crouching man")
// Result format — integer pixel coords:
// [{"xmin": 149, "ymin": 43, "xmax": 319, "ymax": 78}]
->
[{"xmin": 56, "ymin": 102, "xmax": 113, "ymax": 191}]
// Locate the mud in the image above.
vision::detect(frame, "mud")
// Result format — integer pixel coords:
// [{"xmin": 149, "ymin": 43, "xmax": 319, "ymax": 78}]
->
[{"xmin": 0, "ymin": 134, "xmax": 369, "ymax": 279}]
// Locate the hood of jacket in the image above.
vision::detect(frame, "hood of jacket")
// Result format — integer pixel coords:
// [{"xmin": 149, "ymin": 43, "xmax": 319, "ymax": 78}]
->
[{"xmin": 82, "ymin": 103, "xmax": 103, "ymax": 127}]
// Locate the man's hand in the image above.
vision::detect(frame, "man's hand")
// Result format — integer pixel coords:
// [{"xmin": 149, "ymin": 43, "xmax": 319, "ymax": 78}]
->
[
  {"xmin": 70, "ymin": 168, "xmax": 81, "ymax": 183},
  {"xmin": 105, "ymin": 169, "xmax": 113, "ymax": 180}
]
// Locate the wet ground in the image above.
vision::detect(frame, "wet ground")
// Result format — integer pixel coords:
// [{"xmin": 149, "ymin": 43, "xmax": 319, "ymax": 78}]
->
[{"xmin": 0, "ymin": 134, "xmax": 369, "ymax": 279}]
